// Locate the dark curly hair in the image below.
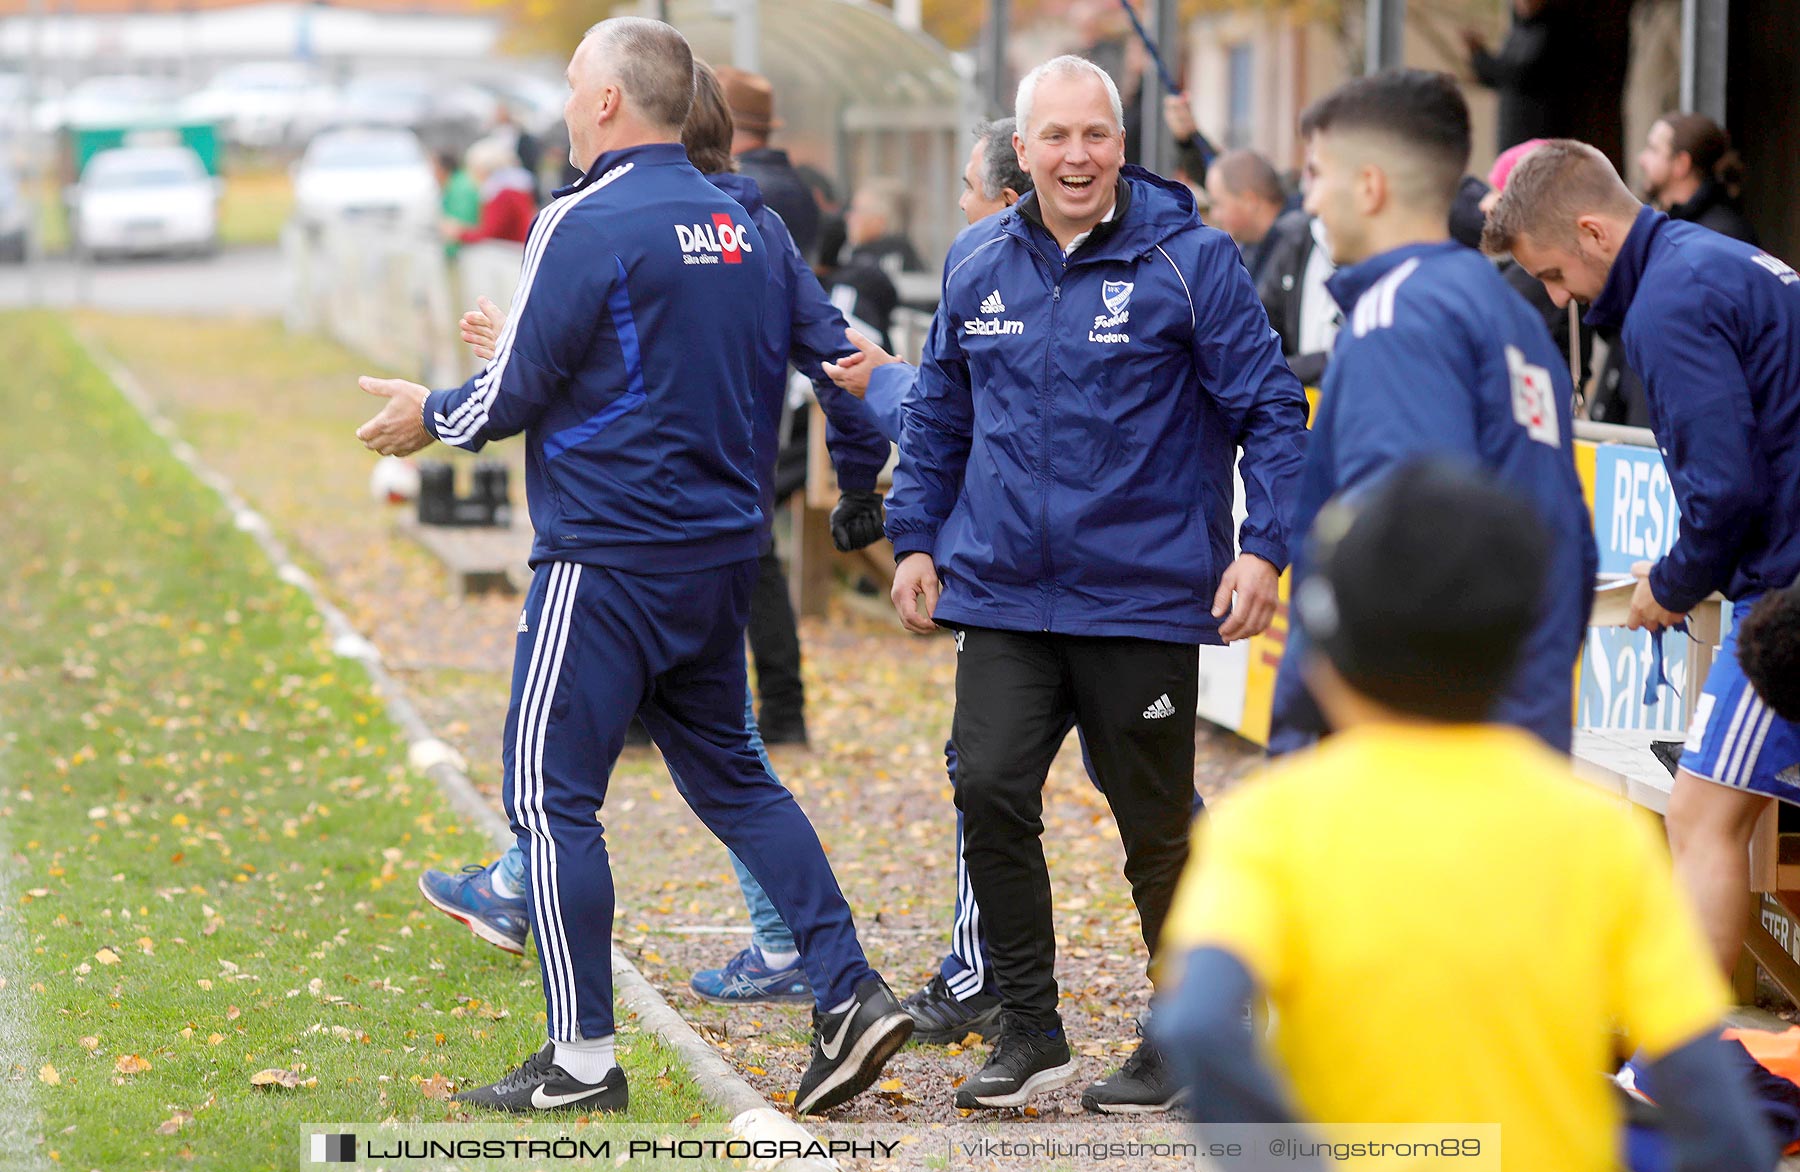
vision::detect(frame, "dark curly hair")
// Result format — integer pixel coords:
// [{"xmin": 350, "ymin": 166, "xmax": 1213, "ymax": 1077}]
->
[{"xmin": 1739, "ymin": 577, "xmax": 1800, "ymax": 723}]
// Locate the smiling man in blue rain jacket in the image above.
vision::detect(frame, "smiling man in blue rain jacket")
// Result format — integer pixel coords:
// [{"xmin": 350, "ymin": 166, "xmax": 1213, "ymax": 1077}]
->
[
  {"xmin": 884, "ymin": 54, "xmax": 1308, "ymax": 1114},
  {"xmin": 1265, "ymin": 71, "xmax": 1596, "ymax": 760},
  {"xmin": 352, "ymin": 17, "xmax": 911, "ymax": 1119}
]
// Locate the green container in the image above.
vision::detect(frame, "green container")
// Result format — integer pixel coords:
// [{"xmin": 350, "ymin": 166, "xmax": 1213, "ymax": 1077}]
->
[{"xmin": 68, "ymin": 120, "xmax": 221, "ymax": 177}]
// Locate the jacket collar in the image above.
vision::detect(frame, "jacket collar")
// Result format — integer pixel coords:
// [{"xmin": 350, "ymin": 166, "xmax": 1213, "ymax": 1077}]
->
[
  {"xmin": 1004, "ymin": 165, "xmax": 1198, "ymax": 263},
  {"xmin": 554, "ymin": 142, "xmax": 689, "ymax": 198},
  {"xmin": 1324, "ymin": 238, "xmax": 1460, "ymax": 314},
  {"xmin": 1584, "ymin": 204, "xmax": 1662, "ymax": 331},
  {"xmin": 1668, "ymin": 179, "xmax": 1728, "ymax": 225},
  {"xmin": 706, "ymin": 170, "xmax": 766, "ymax": 216}
]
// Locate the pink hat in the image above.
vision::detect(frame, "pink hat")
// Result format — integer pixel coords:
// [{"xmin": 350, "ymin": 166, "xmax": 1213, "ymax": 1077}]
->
[{"xmin": 1488, "ymin": 138, "xmax": 1549, "ymax": 192}]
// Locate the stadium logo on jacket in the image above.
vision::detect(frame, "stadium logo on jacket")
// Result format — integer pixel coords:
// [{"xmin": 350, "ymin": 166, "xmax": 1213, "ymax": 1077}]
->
[
  {"xmin": 966, "ymin": 288, "xmax": 1024, "ymax": 336},
  {"xmin": 675, "ymin": 214, "xmax": 754, "ymax": 265}
]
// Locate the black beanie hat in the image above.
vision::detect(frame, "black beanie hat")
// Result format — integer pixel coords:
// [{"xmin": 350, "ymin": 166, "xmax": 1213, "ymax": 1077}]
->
[{"xmin": 1294, "ymin": 459, "xmax": 1552, "ymax": 723}]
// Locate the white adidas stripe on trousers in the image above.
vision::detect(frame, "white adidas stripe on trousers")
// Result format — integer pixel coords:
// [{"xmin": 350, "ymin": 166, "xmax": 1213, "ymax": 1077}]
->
[
  {"xmin": 508, "ymin": 562, "xmax": 586, "ymax": 1040},
  {"xmin": 944, "ymin": 817, "xmax": 988, "ymax": 1001}
]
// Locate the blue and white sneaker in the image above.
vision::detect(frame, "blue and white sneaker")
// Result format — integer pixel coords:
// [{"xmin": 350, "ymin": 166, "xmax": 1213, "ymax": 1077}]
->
[
  {"xmin": 689, "ymin": 945, "xmax": 813, "ymax": 1004},
  {"xmin": 418, "ymin": 863, "xmax": 530, "ymax": 955}
]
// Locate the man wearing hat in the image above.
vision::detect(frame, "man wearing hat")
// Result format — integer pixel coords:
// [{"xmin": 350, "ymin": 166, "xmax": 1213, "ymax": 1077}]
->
[{"xmin": 716, "ymin": 65, "xmax": 821, "ymax": 263}]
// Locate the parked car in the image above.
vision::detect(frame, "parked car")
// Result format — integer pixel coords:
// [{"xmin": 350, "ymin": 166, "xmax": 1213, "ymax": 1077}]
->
[
  {"xmin": 182, "ymin": 62, "xmax": 335, "ymax": 150},
  {"xmin": 328, "ymin": 75, "xmax": 496, "ymax": 153},
  {"xmin": 290, "ymin": 127, "xmax": 437, "ymax": 233},
  {"xmin": 35, "ymin": 75, "xmax": 183, "ymax": 134},
  {"xmin": 71, "ymin": 146, "xmax": 219, "ymax": 259}
]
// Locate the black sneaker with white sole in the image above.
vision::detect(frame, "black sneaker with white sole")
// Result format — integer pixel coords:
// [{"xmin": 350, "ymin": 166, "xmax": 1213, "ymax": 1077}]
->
[
  {"xmin": 451, "ymin": 1043, "xmax": 628, "ymax": 1114},
  {"xmin": 794, "ymin": 974, "xmax": 914, "ymax": 1116},
  {"xmin": 953, "ymin": 1025, "xmax": 1079, "ymax": 1109},
  {"xmin": 901, "ymin": 974, "xmax": 1003, "ymax": 1044},
  {"xmin": 1080, "ymin": 1029, "xmax": 1184, "ymax": 1114}
]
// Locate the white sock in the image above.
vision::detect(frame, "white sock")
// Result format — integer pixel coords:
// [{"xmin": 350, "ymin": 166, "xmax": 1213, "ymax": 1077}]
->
[
  {"xmin": 759, "ymin": 946, "xmax": 799, "ymax": 969},
  {"xmin": 553, "ymin": 1034, "xmax": 617, "ymax": 1083},
  {"xmin": 829, "ymin": 994, "xmax": 856, "ymax": 1014},
  {"xmin": 488, "ymin": 863, "xmax": 522, "ymax": 900}
]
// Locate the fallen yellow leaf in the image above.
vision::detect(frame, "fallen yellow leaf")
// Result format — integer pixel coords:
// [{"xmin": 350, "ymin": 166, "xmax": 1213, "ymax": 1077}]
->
[
  {"xmin": 114, "ymin": 1055, "xmax": 151, "ymax": 1075},
  {"xmin": 417, "ymin": 1074, "xmax": 454, "ymax": 1100},
  {"xmin": 38, "ymin": 1064, "xmax": 59, "ymax": 1086},
  {"xmin": 206, "ymin": 1034, "xmax": 223, "ymax": 1046},
  {"xmin": 95, "ymin": 948, "xmax": 120, "ymax": 966},
  {"xmin": 78, "ymin": 1037, "xmax": 99, "ymax": 1051},
  {"xmin": 878, "ymin": 1078, "xmax": 903, "ymax": 1092},
  {"xmin": 249, "ymin": 1068, "xmax": 301, "ymax": 1089}
]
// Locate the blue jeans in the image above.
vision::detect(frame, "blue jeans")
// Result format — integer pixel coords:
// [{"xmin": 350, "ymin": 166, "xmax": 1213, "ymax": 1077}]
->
[{"xmin": 494, "ymin": 690, "xmax": 796, "ymax": 956}]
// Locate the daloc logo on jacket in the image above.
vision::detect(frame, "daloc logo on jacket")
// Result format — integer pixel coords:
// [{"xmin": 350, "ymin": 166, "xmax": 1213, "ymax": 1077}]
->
[{"xmin": 675, "ymin": 214, "xmax": 754, "ymax": 265}]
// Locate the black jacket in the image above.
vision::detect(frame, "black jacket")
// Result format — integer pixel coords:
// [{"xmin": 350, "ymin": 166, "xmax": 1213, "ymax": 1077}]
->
[
  {"xmin": 736, "ymin": 147, "xmax": 821, "ymax": 262},
  {"xmin": 1470, "ymin": 4, "xmax": 1581, "ymax": 149},
  {"xmin": 1669, "ymin": 180, "xmax": 1759, "ymax": 247},
  {"xmin": 1256, "ymin": 209, "xmax": 1332, "ymax": 386}
]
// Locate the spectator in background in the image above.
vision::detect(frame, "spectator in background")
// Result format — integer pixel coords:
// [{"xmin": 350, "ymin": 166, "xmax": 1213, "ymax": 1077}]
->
[
  {"xmin": 434, "ymin": 149, "xmax": 481, "ymax": 258},
  {"xmin": 1482, "ymin": 138, "xmax": 1591, "ymax": 386},
  {"xmin": 1462, "ymin": 0, "xmax": 1581, "ymax": 149},
  {"xmin": 1203, "ymin": 149, "xmax": 1287, "ymax": 285},
  {"xmin": 442, "ymin": 138, "xmax": 535, "ymax": 247},
  {"xmin": 1639, "ymin": 113, "xmax": 1758, "ymax": 245},
  {"xmin": 827, "ymin": 178, "xmax": 921, "ymax": 351},
  {"xmin": 717, "ymin": 66, "xmax": 821, "ymax": 263},
  {"xmin": 488, "ymin": 104, "xmax": 544, "ymax": 204},
  {"xmin": 1256, "ymin": 206, "xmax": 1338, "ymax": 387},
  {"xmin": 1160, "ymin": 93, "xmax": 1219, "ymax": 187}
]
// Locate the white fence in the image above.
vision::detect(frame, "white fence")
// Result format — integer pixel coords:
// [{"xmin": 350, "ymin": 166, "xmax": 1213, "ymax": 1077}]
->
[{"xmin": 283, "ymin": 220, "xmax": 522, "ymax": 386}]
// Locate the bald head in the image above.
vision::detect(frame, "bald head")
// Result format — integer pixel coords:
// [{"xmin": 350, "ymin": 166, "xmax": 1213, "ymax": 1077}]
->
[
  {"xmin": 565, "ymin": 18, "xmax": 694, "ymax": 172},
  {"xmin": 1481, "ymin": 139, "xmax": 1643, "ymax": 308}
]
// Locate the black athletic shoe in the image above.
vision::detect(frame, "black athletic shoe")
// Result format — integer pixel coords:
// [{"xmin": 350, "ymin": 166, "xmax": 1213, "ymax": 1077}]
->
[
  {"xmin": 953, "ymin": 1024, "xmax": 1079, "ymax": 1109},
  {"xmin": 451, "ymin": 1043, "xmax": 628, "ymax": 1114},
  {"xmin": 794, "ymin": 974, "xmax": 914, "ymax": 1115},
  {"xmin": 901, "ymin": 974, "xmax": 1003, "ymax": 1044},
  {"xmin": 1080, "ymin": 1026, "xmax": 1184, "ymax": 1114},
  {"xmin": 759, "ymin": 714, "xmax": 809, "ymax": 746}
]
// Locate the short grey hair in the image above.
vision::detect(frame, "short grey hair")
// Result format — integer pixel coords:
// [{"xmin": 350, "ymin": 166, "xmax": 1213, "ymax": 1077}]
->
[
  {"xmin": 463, "ymin": 135, "xmax": 520, "ymax": 179},
  {"xmin": 974, "ymin": 118, "xmax": 1031, "ymax": 200},
  {"xmin": 1014, "ymin": 55, "xmax": 1124, "ymax": 135},
  {"xmin": 582, "ymin": 17, "xmax": 696, "ymax": 131}
]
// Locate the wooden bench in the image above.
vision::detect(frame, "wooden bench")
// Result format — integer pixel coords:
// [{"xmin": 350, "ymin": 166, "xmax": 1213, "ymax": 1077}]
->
[
  {"xmin": 1574, "ymin": 594, "xmax": 1800, "ymax": 1003},
  {"xmin": 396, "ymin": 513, "xmax": 533, "ymax": 600},
  {"xmin": 788, "ymin": 399, "xmax": 898, "ymax": 618}
]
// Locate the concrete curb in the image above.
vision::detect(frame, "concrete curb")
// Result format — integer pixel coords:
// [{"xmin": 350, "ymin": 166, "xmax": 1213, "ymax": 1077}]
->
[{"xmin": 78, "ymin": 330, "xmax": 838, "ymax": 1172}]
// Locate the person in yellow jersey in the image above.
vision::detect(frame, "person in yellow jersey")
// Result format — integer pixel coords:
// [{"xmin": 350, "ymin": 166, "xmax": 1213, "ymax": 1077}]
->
[{"xmin": 1151, "ymin": 460, "xmax": 1773, "ymax": 1172}]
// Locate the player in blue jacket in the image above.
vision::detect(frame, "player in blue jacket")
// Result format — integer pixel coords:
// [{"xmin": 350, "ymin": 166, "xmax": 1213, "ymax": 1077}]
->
[
  {"xmin": 354, "ymin": 19, "xmax": 910, "ymax": 1117},
  {"xmin": 1267, "ymin": 71, "xmax": 1596, "ymax": 758},
  {"xmin": 415, "ymin": 62, "xmax": 895, "ymax": 1013},
  {"xmin": 885, "ymin": 56, "xmax": 1307, "ymax": 1113},
  {"xmin": 1485, "ymin": 139, "xmax": 1800, "ymax": 977}
]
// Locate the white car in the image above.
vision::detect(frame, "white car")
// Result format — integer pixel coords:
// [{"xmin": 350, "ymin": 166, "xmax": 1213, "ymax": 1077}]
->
[
  {"xmin": 182, "ymin": 62, "xmax": 335, "ymax": 149},
  {"xmin": 35, "ymin": 75, "xmax": 183, "ymax": 135},
  {"xmin": 290, "ymin": 127, "xmax": 437, "ymax": 233},
  {"xmin": 72, "ymin": 147, "xmax": 219, "ymax": 259}
]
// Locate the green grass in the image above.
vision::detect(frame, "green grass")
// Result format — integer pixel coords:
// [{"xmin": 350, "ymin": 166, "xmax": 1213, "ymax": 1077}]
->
[{"xmin": 0, "ymin": 312, "xmax": 726, "ymax": 1171}]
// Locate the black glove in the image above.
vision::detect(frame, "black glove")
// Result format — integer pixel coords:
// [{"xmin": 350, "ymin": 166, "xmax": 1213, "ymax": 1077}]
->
[{"xmin": 829, "ymin": 489, "xmax": 885, "ymax": 552}]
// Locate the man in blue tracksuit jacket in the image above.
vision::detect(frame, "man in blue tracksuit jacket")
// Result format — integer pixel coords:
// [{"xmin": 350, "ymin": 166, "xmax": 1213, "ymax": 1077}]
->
[
  {"xmin": 415, "ymin": 61, "xmax": 895, "ymax": 1015},
  {"xmin": 884, "ymin": 56, "xmax": 1307, "ymax": 1113},
  {"xmin": 354, "ymin": 19, "xmax": 910, "ymax": 1117},
  {"xmin": 1266, "ymin": 72, "xmax": 1596, "ymax": 759},
  {"xmin": 1486, "ymin": 139, "xmax": 1800, "ymax": 978}
]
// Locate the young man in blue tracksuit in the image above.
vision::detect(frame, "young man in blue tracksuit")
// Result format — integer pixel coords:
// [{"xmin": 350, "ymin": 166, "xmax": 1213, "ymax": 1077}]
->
[
  {"xmin": 354, "ymin": 19, "xmax": 910, "ymax": 1116},
  {"xmin": 414, "ymin": 61, "xmax": 893, "ymax": 1011},
  {"xmin": 886, "ymin": 56, "xmax": 1308, "ymax": 1112},
  {"xmin": 1485, "ymin": 139, "xmax": 1800, "ymax": 978},
  {"xmin": 1266, "ymin": 71, "xmax": 1596, "ymax": 759}
]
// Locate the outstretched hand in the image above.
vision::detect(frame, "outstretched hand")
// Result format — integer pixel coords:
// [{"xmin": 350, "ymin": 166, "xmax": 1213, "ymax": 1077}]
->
[
  {"xmin": 355, "ymin": 376, "xmax": 434, "ymax": 457},
  {"xmin": 823, "ymin": 328, "xmax": 900, "ymax": 398}
]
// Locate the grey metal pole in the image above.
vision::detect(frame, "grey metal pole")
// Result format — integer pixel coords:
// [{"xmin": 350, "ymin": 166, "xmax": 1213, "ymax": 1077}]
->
[
  {"xmin": 1138, "ymin": 0, "xmax": 1178, "ymax": 178},
  {"xmin": 732, "ymin": 0, "xmax": 760, "ymax": 73},
  {"xmin": 1364, "ymin": 0, "xmax": 1405, "ymax": 75},
  {"xmin": 984, "ymin": 0, "xmax": 1010, "ymax": 116},
  {"xmin": 1680, "ymin": 0, "xmax": 1728, "ymax": 121}
]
